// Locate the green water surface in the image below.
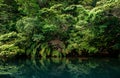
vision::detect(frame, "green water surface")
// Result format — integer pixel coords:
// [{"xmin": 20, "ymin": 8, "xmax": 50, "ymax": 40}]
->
[{"xmin": 0, "ymin": 58, "xmax": 120, "ymax": 78}]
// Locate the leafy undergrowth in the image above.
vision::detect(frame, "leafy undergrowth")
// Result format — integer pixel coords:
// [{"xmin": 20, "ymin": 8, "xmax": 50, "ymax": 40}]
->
[{"xmin": 0, "ymin": 0, "xmax": 120, "ymax": 58}]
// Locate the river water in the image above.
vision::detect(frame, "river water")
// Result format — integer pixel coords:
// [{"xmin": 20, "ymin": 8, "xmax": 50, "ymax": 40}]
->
[{"xmin": 0, "ymin": 58, "xmax": 120, "ymax": 78}]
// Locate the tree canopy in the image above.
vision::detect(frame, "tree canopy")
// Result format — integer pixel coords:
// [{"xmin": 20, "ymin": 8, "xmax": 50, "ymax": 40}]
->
[{"xmin": 0, "ymin": 0, "xmax": 120, "ymax": 58}]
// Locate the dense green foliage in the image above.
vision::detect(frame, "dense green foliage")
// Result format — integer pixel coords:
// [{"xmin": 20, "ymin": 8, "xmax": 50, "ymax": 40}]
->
[{"xmin": 0, "ymin": 0, "xmax": 120, "ymax": 58}]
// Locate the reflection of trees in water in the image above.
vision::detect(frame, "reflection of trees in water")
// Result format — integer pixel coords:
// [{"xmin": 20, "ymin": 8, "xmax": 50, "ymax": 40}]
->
[
  {"xmin": 0, "ymin": 58, "xmax": 120, "ymax": 78},
  {"xmin": 0, "ymin": 60, "xmax": 23, "ymax": 78},
  {"xmin": 11, "ymin": 58, "xmax": 103, "ymax": 78}
]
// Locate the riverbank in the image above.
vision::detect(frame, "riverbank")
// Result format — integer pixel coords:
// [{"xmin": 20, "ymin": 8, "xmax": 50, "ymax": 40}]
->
[{"xmin": 0, "ymin": 51, "xmax": 119, "ymax": 60}]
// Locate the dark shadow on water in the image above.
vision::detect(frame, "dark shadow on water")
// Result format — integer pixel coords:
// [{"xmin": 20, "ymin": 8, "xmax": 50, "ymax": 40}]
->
[
  {"xmin": 0, "ymin": 74, "xmax": 15, "ymax": 78},
  {"xmin": 0, "ymin": 58, "xmax": 120, "ymax": 78}
]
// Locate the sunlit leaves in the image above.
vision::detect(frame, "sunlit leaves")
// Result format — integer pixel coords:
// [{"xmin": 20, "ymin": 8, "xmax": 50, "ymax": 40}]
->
[
  {"xmin": 15, "ymin": 0, "xmax": 40, "ymax": 16},
  {"xmin": 0, "ymin": 0, "xmax": 120, "ymax": 58}
]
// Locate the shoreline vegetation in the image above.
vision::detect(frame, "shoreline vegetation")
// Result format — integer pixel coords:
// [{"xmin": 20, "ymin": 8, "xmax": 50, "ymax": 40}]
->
[{"xmin": 0, "ymin": 0, "xmax": 120, "ymax": 59}]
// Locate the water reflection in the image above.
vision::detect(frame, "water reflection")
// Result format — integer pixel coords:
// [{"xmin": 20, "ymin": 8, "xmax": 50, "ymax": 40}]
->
[{"xmin": 0, "ymin": 58, "xmax": 120, "ymax": 78}]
